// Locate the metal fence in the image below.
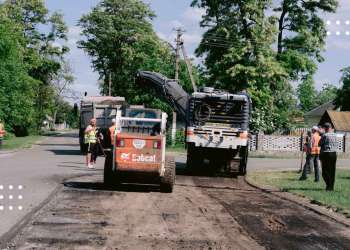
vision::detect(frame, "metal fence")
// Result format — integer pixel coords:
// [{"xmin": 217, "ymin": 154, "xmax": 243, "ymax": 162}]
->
[{"xmin": 250, "ymin": 134, "xmax": 347, "ymax": 153}]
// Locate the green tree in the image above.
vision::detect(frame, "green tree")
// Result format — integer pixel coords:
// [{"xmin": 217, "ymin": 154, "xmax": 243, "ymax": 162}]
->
[
  {"xmin": 275, "ymin": 0, "xmax": 337, "ymax": 76},
  {"xmin": 297, "ymin": 76, "xmax": 317, "ymax": 112},
  {"xmin": 275, "ymin": 0, "xmax": 338, "ymax": 114},
  {"xmin": 336, "ymin": 67, "xmax": 350, "ymax": 111},
  {"xmin": 0, "ymin": 18, "xmax": 38, "ymax": 135},
  {"xmin": 78, "ymin": 0, "xmax": 197, "ymax": 114},
  {"xmin": 0, "ymin": 0, "xmax": 70, "ymax": 130},
  {"xmin": 191, "ymin": 0, "xmax": 293, "ymax": 132},
  {"xmin": 316, "ymin": 83, "xmax": 337, "ymax": 107}
]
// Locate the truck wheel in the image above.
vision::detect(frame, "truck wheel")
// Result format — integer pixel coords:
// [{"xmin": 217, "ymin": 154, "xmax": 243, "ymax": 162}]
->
[
  {"xmin": 239, "ymin": 146, "xmax": 248, "ymax": 176},
  {"xmin": 104, "ymin": 151, "xmax": 118, "ymax": 187},
  {"xmin": 186, "ymin": 144, "xmax": 195, "ymax": 170},
  {"xmin": 160, "ymin": 156, "xmax": 176, "ymax": 193},
  {"xmin": 186, "ymin": 145, "xmax": 202, "ymax": 173}
]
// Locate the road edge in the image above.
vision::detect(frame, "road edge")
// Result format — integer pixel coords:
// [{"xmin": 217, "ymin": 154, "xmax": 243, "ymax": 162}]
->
[
  {"xmin": 244, "ymin": 176, "xmax": 350, "ymax": 228},
  {"xmin": 0, "ymin": 173, "xmax": 95, "ymax": 249},
  {"xmin": 0, "ymin": 183, "xmax": 62, "ymax": 249}
]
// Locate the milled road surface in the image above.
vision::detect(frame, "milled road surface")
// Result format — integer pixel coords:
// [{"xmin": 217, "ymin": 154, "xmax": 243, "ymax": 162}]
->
[
  {"xmin": 1, "ymin": 132, "xmax": 350, "ymax": 249},
  {"xmin": 8, "ymin": 174, "xmax": 350, "ymax": 250}
]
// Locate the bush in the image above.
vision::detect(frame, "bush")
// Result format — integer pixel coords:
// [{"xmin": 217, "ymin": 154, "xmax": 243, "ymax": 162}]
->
[{"xmin": 167, "ymin": 129, "xmax": 185, "ymax": 147}]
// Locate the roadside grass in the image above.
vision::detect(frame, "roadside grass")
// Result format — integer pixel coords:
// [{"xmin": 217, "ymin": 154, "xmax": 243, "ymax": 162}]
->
[
  {"xmin": 1, "ymin": 135, "xmax": 43, "ymax": 150},
  {"xmin": 247, "ymin": 170, "xmax": 350, "ymax": 217}
]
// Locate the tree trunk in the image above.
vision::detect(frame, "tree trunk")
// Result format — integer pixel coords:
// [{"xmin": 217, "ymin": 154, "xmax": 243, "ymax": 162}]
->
[
  {"xmin": 52, "ymin": 109, "xmax": 57, "ymax": 130},
  {"xmin": 277, "ymin": 8, "xmax": 287, "ymax": 55}
]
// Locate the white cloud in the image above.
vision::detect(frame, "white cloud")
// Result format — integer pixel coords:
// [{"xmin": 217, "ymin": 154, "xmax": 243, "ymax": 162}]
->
[
  {"xmin": 68, "ymin": 26, "xmax": 81, "ymax": 40},
  {"xmin": 169, "ymin": 20, "xmax": 184, "ymax": 29},
  {"xmin": 182, "ymin": 33, "xmax": 202, "ymax": 45},
  {"xmin": 326, "ymin": 38, "xmax": 350, "ymax": 50},
  {"xmin": 156, "ymin": 31, "xmax": 168, "ymax": 41},
  {"xmin": 182, "ymin": 7, "xmax": 205, "ymax": 23}
]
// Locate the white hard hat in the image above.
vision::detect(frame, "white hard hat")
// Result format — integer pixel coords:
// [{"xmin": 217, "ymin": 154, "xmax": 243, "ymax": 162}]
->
[
  {"xmin": 312, "ymin": 126, "xmax": 319, "ymax": 131},
  {"xmin": 112, "ymin": 119, "xmax": 116, "ymax": 124}
]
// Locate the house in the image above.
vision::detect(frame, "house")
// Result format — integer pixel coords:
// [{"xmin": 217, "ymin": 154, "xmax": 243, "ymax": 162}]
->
[
  {"xmin": 319, "ymin": 110, "xmax": 350, "ymax": 134},
  {"xmin": 304, "ymin": 101, "xmax": 336, "ymax": 126}
]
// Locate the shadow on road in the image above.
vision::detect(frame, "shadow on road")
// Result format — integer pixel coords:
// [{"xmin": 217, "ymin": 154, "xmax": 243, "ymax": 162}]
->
[
  {"xmin": 51, "ymin": 133, "xmax": 79, "ymax": 138},
  {"xmin": 48, "ymin": 149, "xmax": 82, "ymax": 155},
  {"xmin": 38, "ymin": 143, "xmax": 78, "ymax": 147},
  {"xmin": 63, "ymin": 181, "xmax": 160, "ymax": 193},
  {"xmin": 176, "ymin": 161, "xmax": 239, "ymax": 178},
  {"xmin": 61, "ymin": 161, "xmax": 86, "ymax": 165}
]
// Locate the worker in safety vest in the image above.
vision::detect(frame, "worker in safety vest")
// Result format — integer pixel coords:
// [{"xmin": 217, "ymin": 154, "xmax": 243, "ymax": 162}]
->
[
  {"xmin": 0, "ymin": 120, "xmax": 5, "ymax": 149},
  {"xmin": 300, "ymin": 126, "xmax": 321, "ymax": 181},
  {"xmin": 109, "ymin": 119, "xmax": 116, "ymax": 146},
  {"xmin": 84, "ymin": 118, "xmax": 97, "ymax": 168}
]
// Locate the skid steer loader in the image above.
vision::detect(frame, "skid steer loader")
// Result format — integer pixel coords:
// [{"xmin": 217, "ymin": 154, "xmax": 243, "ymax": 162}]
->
[{"xmin": 104, "ymin": 107, "xmax": 175, "ymax": 192}]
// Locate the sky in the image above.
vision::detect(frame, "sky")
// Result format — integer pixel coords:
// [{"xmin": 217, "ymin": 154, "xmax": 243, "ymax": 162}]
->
[{"xmin": 43, "ymin": 0, "xmax": 350, "ymax": 99}]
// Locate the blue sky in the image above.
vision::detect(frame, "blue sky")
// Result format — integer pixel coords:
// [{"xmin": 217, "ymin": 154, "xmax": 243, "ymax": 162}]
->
[{"xmin": 44, "ymin": 0, "xmax": 350, "ymax": 98}]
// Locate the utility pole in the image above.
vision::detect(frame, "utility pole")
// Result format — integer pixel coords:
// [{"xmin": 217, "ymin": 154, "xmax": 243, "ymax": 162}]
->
[
  {"xmin": 172, "ymin": 28, "xmax": 184, "ymax": 146},
  {"xmin": 181, "ymin": 43, "xmax": 197, "ymax": 92},
  {"xmin": 175, "ymin": 28, "xmax": 183, "ymax": 82}
]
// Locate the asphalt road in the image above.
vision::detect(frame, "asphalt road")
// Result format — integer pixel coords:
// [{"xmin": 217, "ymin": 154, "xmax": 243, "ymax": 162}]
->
[
  {"xmin": 0, "ymin": 132, "xmax": 95, "ymax": 243},
  {"xmin": 1, "ymin": 132, "xmax": 350, "ymax": 249}
]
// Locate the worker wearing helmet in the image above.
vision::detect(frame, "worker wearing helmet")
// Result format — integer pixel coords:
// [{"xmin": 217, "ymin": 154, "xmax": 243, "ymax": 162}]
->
[{"xmin": 84, "ymin": 118, "xmax": 97, "ymax": 168}]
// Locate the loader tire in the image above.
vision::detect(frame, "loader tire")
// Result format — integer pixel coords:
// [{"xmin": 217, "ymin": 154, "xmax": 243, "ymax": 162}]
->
[
  {"xmin": 104, "ymin": 151, "xmax": 118, "ymax": 187},
  {"xmin": 160, "ymin": 156, "xmax": 176, "ymax": 193}
]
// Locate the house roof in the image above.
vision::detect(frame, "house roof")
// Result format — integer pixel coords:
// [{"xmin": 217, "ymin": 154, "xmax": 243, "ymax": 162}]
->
[
  {"xmin": 305, "ymin": 101, "xmax": 336, "ymax": 117},
  {"xmin": 325, "ymin": 110, "xmax": 350, "ymax": 131}
]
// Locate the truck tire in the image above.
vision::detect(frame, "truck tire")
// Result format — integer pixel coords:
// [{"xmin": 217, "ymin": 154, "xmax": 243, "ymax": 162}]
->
[
  {"xmin": 104, "ymin": 151, "xmax": 118, "ymax": 187},
  {"xmin": 186, "ymin": 144, "xmax": 202, "ymax": 173},
  {"xmin": 239, "ymin": 145, "xmax": 249, "ymax": 176},
  {"xmin": 160, "ymin": 156, "xmax": 176, "ymax": 193}
]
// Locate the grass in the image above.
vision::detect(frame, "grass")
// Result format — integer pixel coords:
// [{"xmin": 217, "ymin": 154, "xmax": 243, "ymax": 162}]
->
[
  {"xmin": 247, "ymin": 170, "xmax": 350, "ymax": 217},
  {"xmin": 1, "ymin": 135, "xmax": 43, "ymax": 150}
]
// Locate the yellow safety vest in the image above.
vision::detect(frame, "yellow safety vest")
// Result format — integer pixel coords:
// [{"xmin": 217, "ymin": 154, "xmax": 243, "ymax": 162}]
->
[{"xmin": 84, "ymin": 127, "xmax": 97, "ymax": 144}]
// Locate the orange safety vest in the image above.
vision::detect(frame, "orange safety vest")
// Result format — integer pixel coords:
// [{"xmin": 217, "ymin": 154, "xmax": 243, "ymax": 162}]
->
[
  {"xmin": 0, "ymin": 123, "xmax": 5, "ymax": 138},
  {"xmin": 311, "ymin": 133, "xmax": 321, "ymax": 155},
  {"xmin": 109, "ymin": 125, "xmax": 116, "ymax": 145}
]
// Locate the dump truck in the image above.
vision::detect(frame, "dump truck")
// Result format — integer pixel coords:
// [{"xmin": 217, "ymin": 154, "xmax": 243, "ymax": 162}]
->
[
  {"xmin": 104, "ymin": 106, "xmax": 175, "ymax": 192},
  {"xmin": 136, "ymin": 71, "xmax": 251, "ymax": 176},
  {"xmin": 79, "ymin": 96, "xmax": 125, "ymax": 153}
]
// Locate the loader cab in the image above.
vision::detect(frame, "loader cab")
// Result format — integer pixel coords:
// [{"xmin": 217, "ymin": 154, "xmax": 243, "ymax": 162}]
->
[{"xmin": 121, "ymin": 107, "xmax": 162, "ymax": 135}]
